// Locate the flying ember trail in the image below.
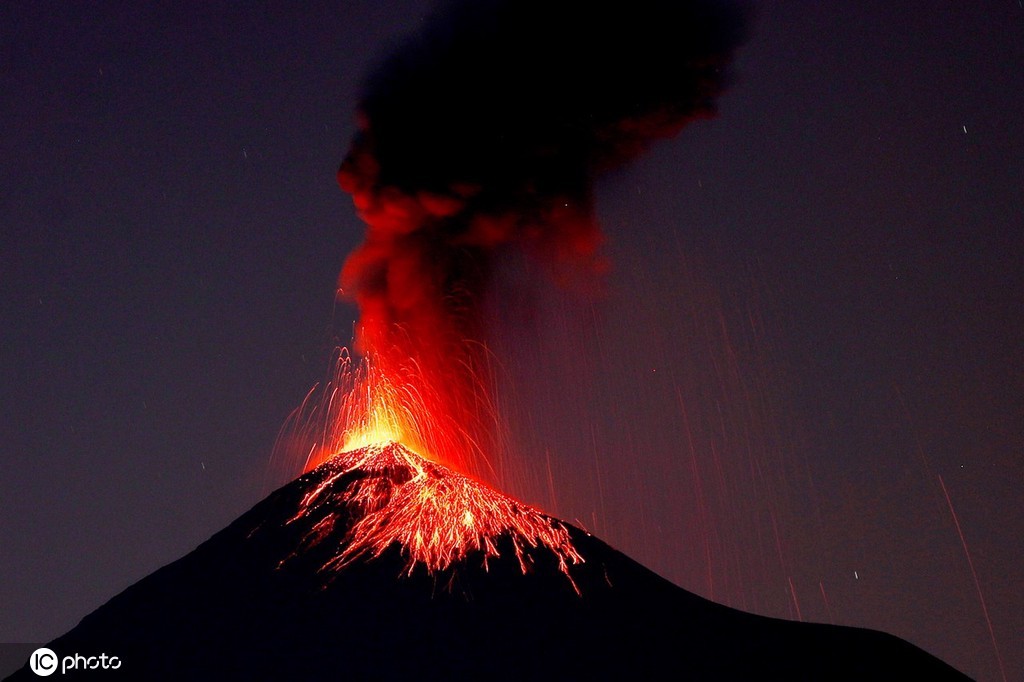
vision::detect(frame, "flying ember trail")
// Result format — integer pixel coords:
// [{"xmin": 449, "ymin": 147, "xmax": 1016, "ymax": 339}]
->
[{"xmin": 286, "ymin": 441, "xmax": 584, "ymax": 587}]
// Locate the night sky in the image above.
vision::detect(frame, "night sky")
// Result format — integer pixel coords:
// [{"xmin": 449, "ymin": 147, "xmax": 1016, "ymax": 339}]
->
[{"xmin": 2, "ymin": 3, "xmax": 1021, "ymax": 681}]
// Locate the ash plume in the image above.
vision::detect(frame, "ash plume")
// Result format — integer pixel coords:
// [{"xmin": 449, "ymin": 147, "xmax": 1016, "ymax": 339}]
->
[{"xmin": 336, "ymin": 0, "xmax": 747, "ymax": 475}]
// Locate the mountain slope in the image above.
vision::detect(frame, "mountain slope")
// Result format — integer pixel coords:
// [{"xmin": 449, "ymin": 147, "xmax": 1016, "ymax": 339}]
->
[{"xmin": 6, "ymin": 443, "xmax": 969, "ymax": 680}]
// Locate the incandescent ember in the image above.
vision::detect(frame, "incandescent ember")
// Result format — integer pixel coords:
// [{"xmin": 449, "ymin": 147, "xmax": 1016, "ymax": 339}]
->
[{"xmin": 283, "ymin": 441, "xmax": 584, "ymax": 588}]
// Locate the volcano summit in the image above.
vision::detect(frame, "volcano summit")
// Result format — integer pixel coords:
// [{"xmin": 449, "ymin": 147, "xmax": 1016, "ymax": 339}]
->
[{"xmin": 6, "ymin": 442, "xmax": 967, "ymax": 680}]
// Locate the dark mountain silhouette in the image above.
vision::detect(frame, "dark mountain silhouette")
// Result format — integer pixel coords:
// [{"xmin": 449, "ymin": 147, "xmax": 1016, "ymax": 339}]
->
[{"xmin": 6, "ymin": 443, "xmax": 969, "ymax": 680}]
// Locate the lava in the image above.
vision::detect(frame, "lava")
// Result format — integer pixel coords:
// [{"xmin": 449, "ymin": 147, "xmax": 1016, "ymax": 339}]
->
[
  {"xmin": 277, "ymin": 354, "xmax": 580, "ymax": 586},
  {"xmin": 275, "ymin": 350, "xmax": 495, "ymax": 478},
  {"xmin": 286, "ymin": 441, "xmax": 584, "ymax": 587}
]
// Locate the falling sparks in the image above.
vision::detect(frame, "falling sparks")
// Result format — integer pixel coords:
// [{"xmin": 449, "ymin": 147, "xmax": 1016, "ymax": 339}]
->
[
  {"xmin": 939, "ymin": 475, "xmax": 1007, "ymax": 682},
  {"xmin": 285, "ymin": 441, "xmax": 584, "ymax": 588}
]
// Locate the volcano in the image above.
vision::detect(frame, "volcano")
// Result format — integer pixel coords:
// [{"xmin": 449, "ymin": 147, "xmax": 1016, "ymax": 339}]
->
[{"xmin": 6, "ymin": 442, "xmax": 967, "ymax": 680}]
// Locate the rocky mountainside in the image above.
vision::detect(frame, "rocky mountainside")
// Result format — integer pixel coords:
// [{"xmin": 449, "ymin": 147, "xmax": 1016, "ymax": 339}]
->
[{"xmin": 5, "ymin": 442, "xmax": 969, "ymax": 680}]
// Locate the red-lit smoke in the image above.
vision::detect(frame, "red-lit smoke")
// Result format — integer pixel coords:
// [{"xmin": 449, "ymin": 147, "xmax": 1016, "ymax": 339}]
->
[{"xmin": 335, "ymin": 0, "xmax": 746, "ymax": 476}]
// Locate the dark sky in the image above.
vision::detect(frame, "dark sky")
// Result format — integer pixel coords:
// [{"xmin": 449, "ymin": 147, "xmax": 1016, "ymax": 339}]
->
[{"xmin": 2, "ymin": 3, "xmax": 1021, "ymax": 680}]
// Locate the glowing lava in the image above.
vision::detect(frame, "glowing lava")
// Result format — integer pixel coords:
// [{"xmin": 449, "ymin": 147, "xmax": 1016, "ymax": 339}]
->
[
  {"xmin": 286, "ymin": 441, "xmax": 583, "ymax": 587},
  {"xmin": 277, "ymin": 349, "xmax": 499, "ymax": 481},
  {"xmin": 274, "ymin": 347, "xmax": 571, "ymax": 583}
]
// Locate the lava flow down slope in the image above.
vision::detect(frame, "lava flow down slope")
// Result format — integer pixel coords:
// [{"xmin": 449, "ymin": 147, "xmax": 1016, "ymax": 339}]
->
[{"xmin": 6, "ymin": 442, "xmax": 967, "ymax": 680}]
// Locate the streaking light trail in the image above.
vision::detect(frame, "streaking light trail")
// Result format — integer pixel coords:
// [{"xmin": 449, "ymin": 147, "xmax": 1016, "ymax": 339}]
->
[{"xmin": 285, "ymin": 441, "xmax": 584, "ymax": 588}]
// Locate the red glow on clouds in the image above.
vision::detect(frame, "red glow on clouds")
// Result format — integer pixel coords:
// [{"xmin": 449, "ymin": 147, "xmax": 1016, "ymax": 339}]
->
[{"xmin": 336, "ymin": 146, "xmax": 605, "ymax": 477}]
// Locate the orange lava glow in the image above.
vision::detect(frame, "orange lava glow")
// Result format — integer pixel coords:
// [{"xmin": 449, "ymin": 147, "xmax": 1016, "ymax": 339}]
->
[
  {"xmin": 288, "ymin": 441, "xmax": 583, "ymax": 587},
  {"xmin": 331, "ymin": 357, "xmax": 442, "ymax": 461},
  {"xmin": 274, "ymin": 349, "xmax": 499, "ymax": 480},
  {"xmin": 273, "ymin": 342, "xmax": 570, "ymax": 582}
]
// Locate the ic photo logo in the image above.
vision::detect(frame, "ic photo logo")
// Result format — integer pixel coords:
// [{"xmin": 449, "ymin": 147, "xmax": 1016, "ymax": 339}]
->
[
  {"xmin": 28, "ymin": 648, "xmax": 56, "ymax": 676},
  {"xmin": 28, "ymin": 647, "xmax": 121, "ymax": 676}
]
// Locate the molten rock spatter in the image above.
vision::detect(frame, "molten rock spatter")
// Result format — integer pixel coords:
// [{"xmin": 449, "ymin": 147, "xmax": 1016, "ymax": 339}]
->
[{"xmin": 286, "ymin": 442, "xmax": 583, "ymax": 586}]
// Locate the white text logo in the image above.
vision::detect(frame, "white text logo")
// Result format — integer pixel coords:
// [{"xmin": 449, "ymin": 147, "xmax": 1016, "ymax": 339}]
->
[{"xmin": 28, "ymin": 648, "xmax": 122, "ymax": 676}]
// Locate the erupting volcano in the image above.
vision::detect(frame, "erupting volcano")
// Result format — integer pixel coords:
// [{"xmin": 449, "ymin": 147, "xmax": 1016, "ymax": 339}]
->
[
  {"xmin": 3, "ymin": 1, "xmax": 977, "ymax": 679},
  {"xmin": 265, "ymin": 0, "xmax": 751, "ymax": 590}
]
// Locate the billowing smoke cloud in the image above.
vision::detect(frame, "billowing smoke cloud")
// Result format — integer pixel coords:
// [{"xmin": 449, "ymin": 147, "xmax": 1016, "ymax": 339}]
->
[{"xmin": 337, "ymin": 0, "xmax": 747, "ymax": 475}]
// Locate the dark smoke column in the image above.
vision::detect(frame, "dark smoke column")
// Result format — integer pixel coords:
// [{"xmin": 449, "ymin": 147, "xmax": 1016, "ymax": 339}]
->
[{"xmin": 337, "ymin": 0, "xmax": 747, "ymax": 476}]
